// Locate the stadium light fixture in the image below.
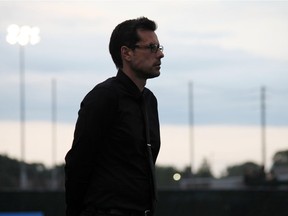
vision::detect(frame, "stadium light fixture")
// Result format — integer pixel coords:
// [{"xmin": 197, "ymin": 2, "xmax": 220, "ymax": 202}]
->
[{"xmin": 6, "ymin": 24, "xmax": 40, "ymax": 190}]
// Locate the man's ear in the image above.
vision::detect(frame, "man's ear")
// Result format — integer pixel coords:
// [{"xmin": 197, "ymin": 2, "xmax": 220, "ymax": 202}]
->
[{"xmin": 121, "ymin": 46, "xmax": 133, "ymax": 62}]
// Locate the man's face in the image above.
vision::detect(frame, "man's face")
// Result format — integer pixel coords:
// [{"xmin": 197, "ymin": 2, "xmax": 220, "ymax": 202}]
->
[{"xmin": 130, "ymin": 30, "xmax": 164, "ymax": 79}]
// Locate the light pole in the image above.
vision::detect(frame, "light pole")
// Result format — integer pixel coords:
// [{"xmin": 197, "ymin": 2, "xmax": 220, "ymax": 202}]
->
[
  {"xmin": 51, "ymin": 78, "xmax": 57, "ymax": 190},
  {"xmin": 6, "ymin": 24, "xmax": 40, "ymax": 190},
  {"xmin": 261, "ymin": 86, "xmax": 266, "ymax": 171},
  {"xmin": 188, "ymin": 81, "xmax": 194, "ymax": 175}
]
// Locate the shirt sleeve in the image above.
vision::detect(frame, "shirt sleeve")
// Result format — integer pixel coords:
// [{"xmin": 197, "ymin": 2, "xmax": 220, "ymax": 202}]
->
[{"xmin": 64, "ymin": 86, "xmax": 118, "ymax": 216}]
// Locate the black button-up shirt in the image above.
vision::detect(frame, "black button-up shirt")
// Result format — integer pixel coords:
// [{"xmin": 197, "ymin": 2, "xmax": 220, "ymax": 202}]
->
[{"xmin": 65, "ymin": 70, "xmax": 160, "ymax": 216}]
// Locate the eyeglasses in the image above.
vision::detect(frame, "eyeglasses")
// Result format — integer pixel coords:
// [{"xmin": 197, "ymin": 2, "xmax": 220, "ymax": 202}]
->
[{"xmin": 133, "ymin": 43, "xmax": 164, "ymax": 53}]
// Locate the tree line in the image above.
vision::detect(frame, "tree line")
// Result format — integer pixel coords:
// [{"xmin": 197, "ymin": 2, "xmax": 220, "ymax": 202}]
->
[{"xmin": 1, "ymin": 150, "xmax": 287, "ymax": 190}]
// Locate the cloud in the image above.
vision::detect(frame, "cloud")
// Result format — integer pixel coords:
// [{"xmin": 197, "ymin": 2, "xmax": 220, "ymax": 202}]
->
[
  {"xmin": 0, "ymin": 1, "xmax": 287, "ymax": 126},
  {"xmin": 159, "ymin": 1, "xmax": 288, "ymax": 61}
]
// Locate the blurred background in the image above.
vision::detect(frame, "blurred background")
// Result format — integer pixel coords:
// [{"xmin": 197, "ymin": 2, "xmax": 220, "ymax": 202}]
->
[{"xmin": 0, "ymin": 0, "xmax": 288, "ymax": 215}]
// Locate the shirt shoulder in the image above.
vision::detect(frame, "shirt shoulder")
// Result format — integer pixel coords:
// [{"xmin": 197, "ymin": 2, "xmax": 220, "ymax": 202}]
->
[{"xmin": 81, "ymin": 77, "xmax": 119, "ymax": 107}]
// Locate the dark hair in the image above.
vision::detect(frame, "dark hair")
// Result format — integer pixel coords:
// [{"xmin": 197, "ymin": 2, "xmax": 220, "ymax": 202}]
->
[{"xmin": 109, "ymin": 17, "xmax": 157, "ymax": 69}]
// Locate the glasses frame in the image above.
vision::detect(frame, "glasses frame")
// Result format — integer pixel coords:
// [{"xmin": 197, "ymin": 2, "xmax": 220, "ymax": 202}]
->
[{"xmin": 133, "ymin": 43, "xmax": 164, "ymax": 53}]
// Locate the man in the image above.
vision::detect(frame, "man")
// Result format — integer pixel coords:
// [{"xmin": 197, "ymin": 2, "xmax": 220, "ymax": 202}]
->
[{"xmin": 65, "ymin": 17, "xmax": 164, "ymax": 216}]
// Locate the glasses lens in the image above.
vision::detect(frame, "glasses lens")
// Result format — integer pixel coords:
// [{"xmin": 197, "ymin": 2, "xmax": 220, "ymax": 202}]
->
[
  {"xmin": 151, "ymin": 44, "xmax": 159, "ymax": 53},
  {"xmin": 134, "ymin": 44, "xmax": 163, "ymax": 53}
]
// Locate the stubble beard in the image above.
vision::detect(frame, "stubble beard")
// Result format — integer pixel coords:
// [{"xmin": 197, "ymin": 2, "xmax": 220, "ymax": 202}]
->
[{"xmin": 132, "ymin": 66, "xmax": 160, "ymax": 80}]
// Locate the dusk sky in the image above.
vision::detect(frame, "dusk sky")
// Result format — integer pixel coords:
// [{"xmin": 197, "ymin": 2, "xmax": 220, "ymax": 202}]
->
[{"xmin": 0, "ymin": 0, "xmax": 287, "ymax": 176}]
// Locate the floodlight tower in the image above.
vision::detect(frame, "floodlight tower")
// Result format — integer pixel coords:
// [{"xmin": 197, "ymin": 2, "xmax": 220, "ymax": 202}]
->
[{"xmin": 6, "ymin": 24, "xmax": 40, "ymax": 190}]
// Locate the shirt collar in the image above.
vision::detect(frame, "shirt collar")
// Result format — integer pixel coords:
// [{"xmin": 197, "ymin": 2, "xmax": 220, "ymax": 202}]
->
[{"xmin": 116, "ymin": 70, "xmax": 143, "ymax": 99}]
